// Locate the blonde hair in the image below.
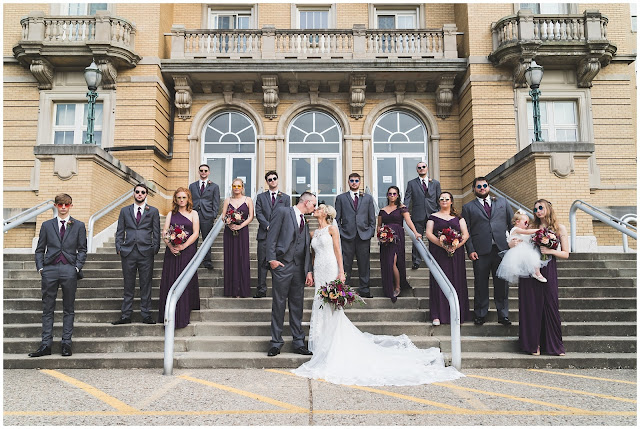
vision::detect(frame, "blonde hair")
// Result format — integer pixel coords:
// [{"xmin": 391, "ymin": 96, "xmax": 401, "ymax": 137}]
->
[
  {"xmin": 231, "ymin": 178, "xmax": 245, "ymax": 196},
  {"xmin": 532, "ymin": 199, "xmax": 559, "ymax": 232},
  {"xmin": 511, "ymin": 209, "xmax": 530, "ymax": 226},
  {"xmin": 318, "ymin": 204, "xmax": 336, "ymax": 223}
]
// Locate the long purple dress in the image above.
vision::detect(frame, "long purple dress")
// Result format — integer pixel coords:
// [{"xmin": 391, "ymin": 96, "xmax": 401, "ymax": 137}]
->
[
  {"xmin": 379, "ymin": 206, "xmax": 411, "ymax": 303},
  {"xmin": 518, "ymin": 257, "xmax": 565, "ymax": 355},
  {"xmin": 223, "ymin": 201, "xmax": 251, "ymax": 297},
  {"xmin": 157, "ymin": 211, "xmax": 199, "ymax": 329},
  {"xmin": 428, "ymin": 215, "xmax": 470, "ymax": 324}
]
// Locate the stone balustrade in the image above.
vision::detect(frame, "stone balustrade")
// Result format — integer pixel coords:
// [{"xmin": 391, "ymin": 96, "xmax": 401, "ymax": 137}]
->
[{"xmin": 171, "ymin": 24, "xmax": 460, "ymax": 60}]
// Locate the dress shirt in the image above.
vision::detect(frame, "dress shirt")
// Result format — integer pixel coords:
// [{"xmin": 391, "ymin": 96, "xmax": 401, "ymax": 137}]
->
[
  {"xmin": 133, "ymin": 202, "xmax": 146, "ymax": 221},
  {"xmin": 476, "ymin": 196, "xmax": 491, "ymax": 207},
  {"xmin": 420, "ymin": 176, "xmax": 429, "ymax": 189},
  {"xmin": 57, "ymin": 216, "xmax": 70, "ymax": 232},
  {"xmin": 350, "ymin": 191, "xmax": 359, "ymax": 202},
  {"xmin": 293, "ymin": 206, "xmax": 304, "ymax": 228}
]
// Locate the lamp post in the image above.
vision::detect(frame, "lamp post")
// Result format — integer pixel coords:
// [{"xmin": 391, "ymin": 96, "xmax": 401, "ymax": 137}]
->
[
  {"xmin": 83, "ymin": 60, "xmax": 103, "ymax": 145},
  {"xmin": 525, "ymin": 60, "xmax": 544, "ymax": 142}
]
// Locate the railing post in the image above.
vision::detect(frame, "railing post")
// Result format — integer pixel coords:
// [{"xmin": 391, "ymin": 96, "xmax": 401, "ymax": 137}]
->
[
  {"xmin": 490, "ymin": 21, "xmax": 499, "ymax": 50},
  {"xmin": 128, "ymin": 21, "xmax": 137, "ymax": 51},
  {"xmin": 94, "ymin": 10, "xmax": 112, "ymax": 43},
  {"xmin": 261, "ymin": 25, "xmax": 276, "ymax": 59},
  {"xmin": 25, "ymin": 11, "xmax": 46, "ymax": 41},
  {"xmin": 170, "ymin": 25, "xmax": 186, "ymax": 59},
  {"xmin": 517, "ymin": 9, "xmax": 535, "ymax": 40},
  {"xmin": 442, "ymin": 24, "xmax": 458, "ymax": 58},
  {"xmin": 569, "ymin": 202, "xmax": 578, "ymax": 252},
  {"xmin": 352, "ymin": 24, "xmax": 367, "ymax": 59},
  {"xmin": 583, "ymin": 10, "xmax": 604, "ymax": 41}
]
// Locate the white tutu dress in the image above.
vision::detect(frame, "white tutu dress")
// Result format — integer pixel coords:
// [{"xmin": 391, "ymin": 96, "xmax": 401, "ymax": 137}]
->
[{"xmin": 496, "ymin": 227, "xmax": 542, "ymax": 284}]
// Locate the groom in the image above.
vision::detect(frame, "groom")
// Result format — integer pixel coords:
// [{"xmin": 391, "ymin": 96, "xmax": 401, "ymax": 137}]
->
[{"xmin": 266, "ymin": 191, "xmax": 316, "ymax": 357}]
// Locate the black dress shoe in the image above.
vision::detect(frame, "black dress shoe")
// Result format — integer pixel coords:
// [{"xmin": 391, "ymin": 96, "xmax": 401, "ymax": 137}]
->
[
  {"xmin": 61, "ymin": 344, "xmax": 72, "ymax": 357},
  {"xmin": 142, "ymin": 316, "xmax": 156, "ymax": 324},
  {"xmin": 28, "ymin": 345, "xmax": 51, "ymax": 358},
  {"xmin": 253, "ymin": 292, "xmax": 266, "ymax": 298},
  {"xmin": 111, "ymin": 318, "xmax": 131, "ymax": 325},
  {"xmin": 498, "ymin": 317, "xmax": 512, "ymax": 326},
  {"xmin": 473, "ymin": 316, "xmax": 485, "ymax": 325},
  {"xmin": 267, "ymin": 347, "xmax": 281, "ymax": 357},
  {"xmin": 293, "ymin": 346, "xmax": 313, "ymax": 356},
  {"xmin": 203, "ymin": 262, "xmax": 213, "ymax": 270},
  {"xmin": 359, "ymin": 292, "xmax": 373, "ymax": 298},
  {"xmin": 412, "ymin": 263, "xmax": 420, "ymax": 270}
]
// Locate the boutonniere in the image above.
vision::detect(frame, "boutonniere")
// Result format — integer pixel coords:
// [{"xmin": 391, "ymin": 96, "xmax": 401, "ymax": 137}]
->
[
  {"xmin": 207, "ymin": 180, "xmax": 212, "ymax": 186},
  {"xmin": 145, "ymin": 206, "xmax": 150, "ymax": 211},
  {"xmin": 491, "ymin": 196, "xmax": 497, "ymax": 201},
  {"xmin": 67, "ymin": 219, "xmax": 74, "ymax": 227},
  {"xmin": 358, "ymin": 190, "xmax": 364, "ymax": 197}
]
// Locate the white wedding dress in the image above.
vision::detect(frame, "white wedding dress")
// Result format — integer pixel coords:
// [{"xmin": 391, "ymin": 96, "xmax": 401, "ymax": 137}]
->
[{"xmin": 292, "ymin": 225, "xmax": 463, "ymax": 386}]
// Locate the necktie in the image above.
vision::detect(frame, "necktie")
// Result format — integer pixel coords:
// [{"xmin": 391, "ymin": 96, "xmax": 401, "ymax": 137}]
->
[
  {"xmin": 271, "ymin": 193, "xmax": 276, "ymax": 206},
  {"xmin": 54, "ymin": 220, "xmax": 69, "ymax": 264},
  {"xmin": 299, "ymin": 214, "xmax": 305, "ymax": 233},
  {"xmin": 200, "ymin": 182, "xmax": 205, "ymax": 194},
  {"xmin": 354, "ymin": 194, "xmax": 359, "ymax": 210},
  {"xmin": 422, "ymin": 179, "xmax": 427, "ymax": 194},
  {"xmin": 136, "ymin": 207, "xmax": 142, "ymax": 224},
  {"xmin": 484, "ymin": 199, "xmax": 492, "ymax": 218},
  {"xmin": 59, "ymin": 220, "xmax": 66, "ymax": 239}
]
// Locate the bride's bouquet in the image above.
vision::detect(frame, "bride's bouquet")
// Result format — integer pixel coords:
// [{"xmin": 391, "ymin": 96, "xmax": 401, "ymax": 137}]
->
[{"xmin": 317, "ymin": 278, "xmax": 365, "ymax": 310}]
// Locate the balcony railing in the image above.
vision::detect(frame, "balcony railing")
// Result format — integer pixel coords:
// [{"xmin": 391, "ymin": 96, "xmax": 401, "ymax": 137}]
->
[{"xmin": 171, "ymin": 24, "xmax": 460, "ymax": 60}]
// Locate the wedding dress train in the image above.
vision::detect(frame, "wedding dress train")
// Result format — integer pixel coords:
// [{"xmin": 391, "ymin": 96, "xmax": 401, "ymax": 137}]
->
[{"xmin": 292, "ymin": 225, "xmax": 463, "ymax": 386}]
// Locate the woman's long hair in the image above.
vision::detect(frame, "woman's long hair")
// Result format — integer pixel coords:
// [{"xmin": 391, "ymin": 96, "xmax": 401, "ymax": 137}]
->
[
  {"xmin": 531, "ymin": 199, "xmax": 559, "ymax": 232},
  {"xmin": 439, "ymin": 191, "xmax": 460, "ymax": 218},
  {"xmin": 386, "ymin": 186, "xmax": 401, "ymax": 207},
  {"xmin": 171, "ymin": 187, "xmax": 193, "ymax": 214},
  {"xmin": 231, "ymin": 178, "xmax": 246, "ymax": 196}
]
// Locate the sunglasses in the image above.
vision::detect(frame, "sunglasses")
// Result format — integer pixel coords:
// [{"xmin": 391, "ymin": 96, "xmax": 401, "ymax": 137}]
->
[
  {"xmin": 232, "ymin": 185, "xmax": 243, "ymax": 189},
  {"xmin": 56, "ymin": 203, "xmax": 71, "ymax": 208},
  {"xmin": 199, "ymin": 169, "xmax": 209, "ymax": 173},
  {"xmin": 349, "ymin": 179, "xmax": 360, "ymax": 183},
  {"xmin": 387, "ymin": 192, "xmax": 398, "ymax": 196},
  {"xmin": 476, "ymin": 184, "xmax": 489, "ymax": 189},
  {"xmin": 417, "ymin": 165, "xmax": 427, "ymax": 170},
  {"xmin": 439, "ymin": 198, "xmax": 451, "ymax": 202},
  {"xmin": 266, "ymin": 177, "xmax": 277, "ymax": 182},
  {"xmin": 533, "ymin": 205, "xmax": 544, "ymax": 213},
  {"xmin": 135, "ymin": 190, "xmax": 147, "ymax": 195}
]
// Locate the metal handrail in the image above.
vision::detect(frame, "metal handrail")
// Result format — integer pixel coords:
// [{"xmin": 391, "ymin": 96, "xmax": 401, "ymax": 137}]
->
[
  {"xmin": 569, "ymin": 200, "xmax": 637, "ymax": 252},
  {"xmin": 87, "ymin": 190, "xmax": 133, "ymax": 253},
  {"xmin": 620, "ymin": 214, "xmax": 637, "ymax": 253},
  {"xmin": 164, "ymin": 216, "xmax": 224, "ymax": 375},
  {"xmin": 489, "ymin": 186, "xmax": 533, "ymax": 218},
  {"xmin": 3, "ymin": 201, "xmax": 57, "ymax": 233},
  {"xmin": 365, "ymin": 186, "xmax": 461, "ymax": 370}
]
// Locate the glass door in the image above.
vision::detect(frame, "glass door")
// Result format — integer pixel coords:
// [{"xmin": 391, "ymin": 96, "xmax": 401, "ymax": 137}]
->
[
  {"xmin": 374, "ymin": 155, "xmax": 424, "ymax": 207},
  {"xmin": 205, "ymin": 155, "xmax": 256, "ymax": 199},
  {"xmin": 289, "ymin": 155, "xmax": 340, "ymax": 206}
]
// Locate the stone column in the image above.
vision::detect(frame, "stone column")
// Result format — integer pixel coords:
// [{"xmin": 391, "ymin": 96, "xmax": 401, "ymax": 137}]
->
[
  {"xmin": 94, "ymin": 10, "xmax": 112, "ymax": 43},
  {"xmin": 261, "ymin": 25, "xmax": 276, "ymax": 59},
  {"xmin": 442, "ymin": 24, "xmax": 458, "ymax": 59},
  {"xmin": 352, "ymin": 24, "xmax": 367, "ymax": 59},
  {"xmin": 25, "ymin": 11, "xmax": 45, "ymax": 41},
  {"xmin": 170, "ymin": 25, "xmax": 186, "ymax": 59}
]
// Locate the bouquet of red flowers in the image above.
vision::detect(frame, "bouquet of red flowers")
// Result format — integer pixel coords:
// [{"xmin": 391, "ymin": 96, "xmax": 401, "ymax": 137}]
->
[
  {"xmin": 224, "ymin": 207, "xmax": 246, "ymax": 236},
  {"xmin": 163, "ymin": 225, "xmax": 190, "ymax": 255},
  {"xmin": 377, "ymin": 225, "xmax": 396, "ymax": 245},
  {"xmin": 317, "ymin": 278, "xmax": 365, "ymax": 310},
  {"xmin": 532, "ymin": 227, "xmax": 559, "ymax": 260},
  {"xmin": 437, "ymin": 227, "xmax": 462, "ymax": 257}
]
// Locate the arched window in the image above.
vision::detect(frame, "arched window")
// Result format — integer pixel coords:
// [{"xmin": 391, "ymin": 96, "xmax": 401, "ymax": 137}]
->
[
  {"xmin": 372, "ymin": 111, "xmax": 427, "ymax": 207},
  {"xmin": 202, "ymin": 111, "xmax": 257, "ymax": 197}
]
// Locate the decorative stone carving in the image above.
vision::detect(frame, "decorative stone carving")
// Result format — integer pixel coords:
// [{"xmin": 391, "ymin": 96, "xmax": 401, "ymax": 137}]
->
[
  {"xmin": 436, "ymin": 75, "xmax": 456, "ymax": 119},
  {"xmin": 513, "ymin": 58, "xmax": 530, "ymax": 89},
  {"xmin": 173, "ymin": 75, "xmax": 193, "ymax": 120},
  {"xmin": 242, "ymin": 80, "xmax": 254, "ymax": 93},
  {"xmin": 96, "ymin": 58, "xmax": 117, "ymax": 90},
  {"xmin": 262, "ymin": 75, "xmax": 279, "ymax": 119},
  {"xmin": 374, "ymin": 80, "xmax": 386, "ymax": 93},
  {"xmin": 415, "ymin": 81, "xmax": 427, "ymax": 93},
  {"xmin": 53, "ymin": 155, "xmax": 78, "ymax": 180},
  {"xmin": 200, "ymin": 81, "xmax": 213, "ymax": 94},
  {"xmin": 287, "ymin": 80, "xmax": 299, "ymax": 94},
  {"xmin": 549, "ymin": 152, "xmax": 574, "ymax": 178},
  {"xmin": 328, "ymin": 80, "xmax": 341, "ymax": 93},
  {"xmin": 577, "ymin": 56, "xmax": 602, "ymax": 88},
  {"xmin": 394, "ymin": 80, "xmax": 406, "ymax": 103},
  {"xmin": 30, "ymin": 58, "xmax": 54, "ymax": 90},
  {"xmin": 349, "ymin": 74, "xmax": 366, "ymax": 119},
  {"xmin": 222, "ymin": 81, "xmax": 234, "ymax": 103},
  {"xmin": 308, "ymin": 80, "xmax": 319, "ymax": 104}
]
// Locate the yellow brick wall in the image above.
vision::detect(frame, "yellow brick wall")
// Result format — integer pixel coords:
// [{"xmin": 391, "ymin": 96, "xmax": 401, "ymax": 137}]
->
[
  {"xmin": 258, "ymin": 3, "xmax": 291, "ymax": 28},
  {"xmin": 425, "ymin": 3, "xmax": 456, "ymax": 29},
  {"xmin": 3, "ymin": 225, "xmax": 37, "ymax": 249},
  {"xmin": 336, "ymin": 4, "xmax": 368, "ymax": 28},
  {"xmin": 593, "ymin": 222, "xmax": 637, "ymax": 249},
  {"xmin": 172, "ymin": 3, "xmax": 202, "ymax": 29},
  {"xmin": 3, "ymin": 4, "xmax": 49, "ymax": 56}
]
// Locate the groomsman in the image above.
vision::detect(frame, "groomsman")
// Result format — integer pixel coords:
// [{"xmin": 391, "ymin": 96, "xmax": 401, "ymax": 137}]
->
[
  {"xmin": 335, "ymin": 173, "xmax": 376, "ymax": 298},
  {"xmin": 30, "ymin": 193, "xmax": 87, "ymax": 357},
  {"xmin": 112, "ymin": 184, "xmax": 161, "ymax": 325},
  {"xmin": 461, "ymin": 177, "xmax": 514, "ymax": 326},
  {"xmin": 189, "ymin": 164, "xmax": 220, "ymax": 269},
  {"xmin": 254, "ymin": 171, "xmax": 290, "ymax": 298},
  {"xmin": 404, "ymin": 161, "xmax": 441, "ymax": 270}
]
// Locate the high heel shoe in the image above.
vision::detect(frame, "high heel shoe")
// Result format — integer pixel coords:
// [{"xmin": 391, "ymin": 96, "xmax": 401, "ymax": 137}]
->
[
  {"xmin": 393, "ymin": 288, "xmax": 401, "ymax": 297},
  {"xmin": 432, "ymin": 319, "xmax": 440, "ymax": 326},
  {"xmin": 533, "ymin": 273, "xmax": 547, "ymax": 283},
  {"xmin": 531, "ymin": 346, "xmax": 540, "ymax": 356}
]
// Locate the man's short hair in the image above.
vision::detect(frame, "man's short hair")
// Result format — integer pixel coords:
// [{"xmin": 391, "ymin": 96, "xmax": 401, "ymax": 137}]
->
[
  {"xmin": 348, "ymin": 172, "xmax": 361, "ymax": 180},
  {"xmin": 134, "ymin": 183, "xmax": 148, "ymax": 194},
  {"xmin": 472, "ymin": 176, "xmax": 489, "ymax": 188},
  {"xmin": 417, "ymin": 161, "xmax": 428, "ymax": 167},
  {"xmin": 299, "ymin": 191, "xmax": 316, "ymax": 202},
  {"xmin": 54, "ymin": 193, "xmax": 72, "ymax": 205},
  {"xmin": 199, "ymin": 164, "xmax": 210, "ymax": 171},
  {"xmin": 265, "ymin": 170, "xmax": 278, "ymax": 181}
]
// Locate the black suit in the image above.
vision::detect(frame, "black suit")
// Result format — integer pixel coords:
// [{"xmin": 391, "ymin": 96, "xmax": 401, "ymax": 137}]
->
[{"xmin": 189, "ymin": 180, "xmax": 220, "ymax": 264}]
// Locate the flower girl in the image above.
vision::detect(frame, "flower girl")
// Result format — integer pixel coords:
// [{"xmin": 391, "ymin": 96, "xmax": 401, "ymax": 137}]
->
[{"xmin": 497, "ymin": 210, "xmax": 547, "ymax": 283}]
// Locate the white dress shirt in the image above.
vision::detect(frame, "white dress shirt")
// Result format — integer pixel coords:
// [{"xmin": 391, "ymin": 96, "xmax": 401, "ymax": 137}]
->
[
  {"xmin": 477, "ymin": 196, "xmax": 491, "ymax": 207},
  {"xmin": 133, "ymin": 202, "xmax": 146, "ymax": 221},
  {"xmin": 293, "ymin": 206, "xmax": 304, "ymax": 228}
]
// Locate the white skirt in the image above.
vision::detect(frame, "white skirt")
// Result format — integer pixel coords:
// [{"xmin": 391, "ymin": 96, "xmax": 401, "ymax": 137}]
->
[{"xmin": 496, "ymin": 242, "xmax": 542, "ymax": 284}]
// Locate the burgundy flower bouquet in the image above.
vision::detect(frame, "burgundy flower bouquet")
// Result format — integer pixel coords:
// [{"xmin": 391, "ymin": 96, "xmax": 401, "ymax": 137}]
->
[
  {"xmin": 224, "ymin": 207, "xmax": 246, "ymax": 236},
  {"xmin": 317, "ymin": 279, "xmax": 365, "ymax": 310},
  {"xmin": 437, "ymin": 227, "xmax": 462, "ymax": 257},
  {"xmin": 164, "ymin": 224, "xmax": 189, "ymax": 255},
  {"xmin": 377, "ymin": 225, "xmax": 396, "ymax": 245},
  {"xmin": 532, "ymin": 228, "xmax": 559, "ymax": 260}
]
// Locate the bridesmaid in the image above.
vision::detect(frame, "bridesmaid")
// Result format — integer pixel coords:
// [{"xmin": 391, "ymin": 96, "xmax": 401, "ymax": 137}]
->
[
  {"xmin": 377, "ymin": 186, "xmax": 422, "ymax": 303},
  {"xmin": 517, "ymin": 199, "xmax": 568, "ymax": 356},
  {"xmin": 157, "ymin": 188, "xmax": 200, "ymax": 328},
  {"xmin": 221, "ymin": 178, "xmax": 254, "ymax": 298},
  {"xmin": 424, "ymin": 192, "xmax": 470, "ymax": 326}
]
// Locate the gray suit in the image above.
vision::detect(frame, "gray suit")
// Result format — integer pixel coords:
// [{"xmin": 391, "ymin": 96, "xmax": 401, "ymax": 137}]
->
[
  {"xmin": 115, "ymin": 204, "xmax": 161, "ymax": 319},
  {"xmin": 255, "ymin": 190, "xmax": 291, "ymax": 295},
  {"xmin": 35, "ymin": 217, "xmax": 87, "ymax": 347},
  {"xmin": 266, "ymin": 207, "xmax": 311, "ymax": 350},
  {"xmin": 189, "ymin": 180, "xmax": 220, "ymax": 264},
  {"xmin": 335, "ymin": 191, "xmax": 376, "ymax": 294},
  {"xmin": 462, "ymin": 196, "xmax": 514, "ymax": 319},
  {"xmin": 404, "ymin": 177, "xmax": 441, "ymax": 266}
]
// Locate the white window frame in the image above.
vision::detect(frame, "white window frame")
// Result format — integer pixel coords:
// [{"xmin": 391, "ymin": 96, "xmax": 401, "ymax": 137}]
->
[
  {"xmin": 515, "ymin": 89, "xmax": 592, "ymax": 149},
  {"xmin": 207, "ymin": 6, "xmax": 255, "ymax": 29},
  {"xmin": 292, "ymin": 4, "xmax": 336, "ymax": 29},
  {"xmin": 51, "ymin": 3, "xmax": 114, "ymax": 15},
  {"xmin": 515, "ymin": 3, "xmax": 577, "ymax": 14},
  {"xmin": 369, "ymin": 4, "xmax": 423, "ymax": 29},
  {"xmin": 526, "ymin": 100, "xmax": 579, "ymax": 143},
  {"xmin": 631, "ymin": 3, "xmax": 637, "ymax": 33},
  {"xmin": 52, "ymin": 102, "xmax": 104, "ymax": 146}
]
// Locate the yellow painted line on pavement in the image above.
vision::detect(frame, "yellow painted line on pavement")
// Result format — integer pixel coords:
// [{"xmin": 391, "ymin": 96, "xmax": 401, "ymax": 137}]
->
[
  {"xmin": 467, "ymin": 374, "xmax": 637, "ymax": 404},
  {"xmin": 266, "ymin": 369, "xmax": 469, "ymax": 412},
  {"xmin": 179, "ymin": 374, "xmax": 307, "ymax": 412},
  {"xmin": 40, "ymin": 369, "xmax": 138, "ymax": 413},
  {"xmin": 433, "ymin": 382, "xmax": 588, "ymax": 413},
  {"xmin": 528, "ymin": 369, "xmax": 638, "ymax": 385}
]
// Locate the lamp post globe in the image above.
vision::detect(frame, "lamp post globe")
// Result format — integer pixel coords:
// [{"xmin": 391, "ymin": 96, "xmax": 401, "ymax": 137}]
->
[
  {"xmin": 83, "ymin": 61, "xmax": 103, "ymax": 145},
  {"xmin": 525, "ymin": 60, "xmax": 544, "ymax": 142}
]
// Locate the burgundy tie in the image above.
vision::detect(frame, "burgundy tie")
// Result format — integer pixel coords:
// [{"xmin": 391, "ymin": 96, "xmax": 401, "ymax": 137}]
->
[
  {"xmin": 200, "ymin": 182, "xmax": 205, "ymax": 194},
  {"xmin": 271, "ymin": 193, "xmax": 276, "ymax": 206},
  {"xmin": 299, "ymin": 214, "xmax": 305, "ymax": 233},
  {"xmin": 484, "ymin": 200, "xmax": 492, "ymax": 218},
  {"xmin": 59, "ymin": 220, "xmax": 66, "ymax": 239},
  {"xmin": 54, "ymin": 220, "xmax": 69, "ymax": 264},
  {"xmin": 354, "ymin": 194, "xmax": 359, "ymax": 210},
  {"xmin": 422, "ymin": 180, "xmax": 427, "ymax": 194},
  {"xmin": 136, "ymin": 207, "xmax": 142, "ymax": 224}
]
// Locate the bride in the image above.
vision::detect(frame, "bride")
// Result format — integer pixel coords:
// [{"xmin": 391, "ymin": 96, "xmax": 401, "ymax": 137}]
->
[{"xmin": 292, "ymin": 204, "xmax": 463, "ymax": 386}]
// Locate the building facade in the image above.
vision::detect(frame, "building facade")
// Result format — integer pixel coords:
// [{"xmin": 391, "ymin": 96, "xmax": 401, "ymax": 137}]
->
[{"xmin": 3, "ymin": 2, "xmax": 637, "ymax": 251}]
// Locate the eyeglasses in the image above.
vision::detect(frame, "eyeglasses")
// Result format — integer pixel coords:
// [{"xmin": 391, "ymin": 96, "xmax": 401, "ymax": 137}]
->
[
  {"xmin": 267, "ymin": 177, "xmax": 277, "ymax": 182},
  {"xmin": 135, "ymin": 190, "xmax": 147, "ymax": 195},
  {"xmin": 533, "ymin": 205, "xmax": 544, "ymax": 213},
  {"xmin": 232, "ymin": 185, "xmax": 243, "ymax": 189},
  {"xmin": 349, "ymin": 179, "xmax": 360, "ymax": 183},
  {"xmin": 417, "ymin": 165, "xmax": 427, "ymax": 170},
  {"xmin": 199, "ymin": 169, "xmax": 209, "ymax": 173},
  {"xmin": 439, "ymin": 198, "xmax": 451, "ymax": 202},
  {"xmin": 56, "ymin": 203, "xmax": 71, "ymax": 208},
  {"xmin": 387, "ymin": 192, "xmax": 398, "ymax": 196},
  {"xmin": 476, "ymin": 184, "xmax": 489, "ymax": 189}
]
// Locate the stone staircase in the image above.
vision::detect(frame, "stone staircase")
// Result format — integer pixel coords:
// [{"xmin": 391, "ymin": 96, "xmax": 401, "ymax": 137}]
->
[{"xmin": 3, "ymin": 219, "xmax": 637, "ymax": 369}]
